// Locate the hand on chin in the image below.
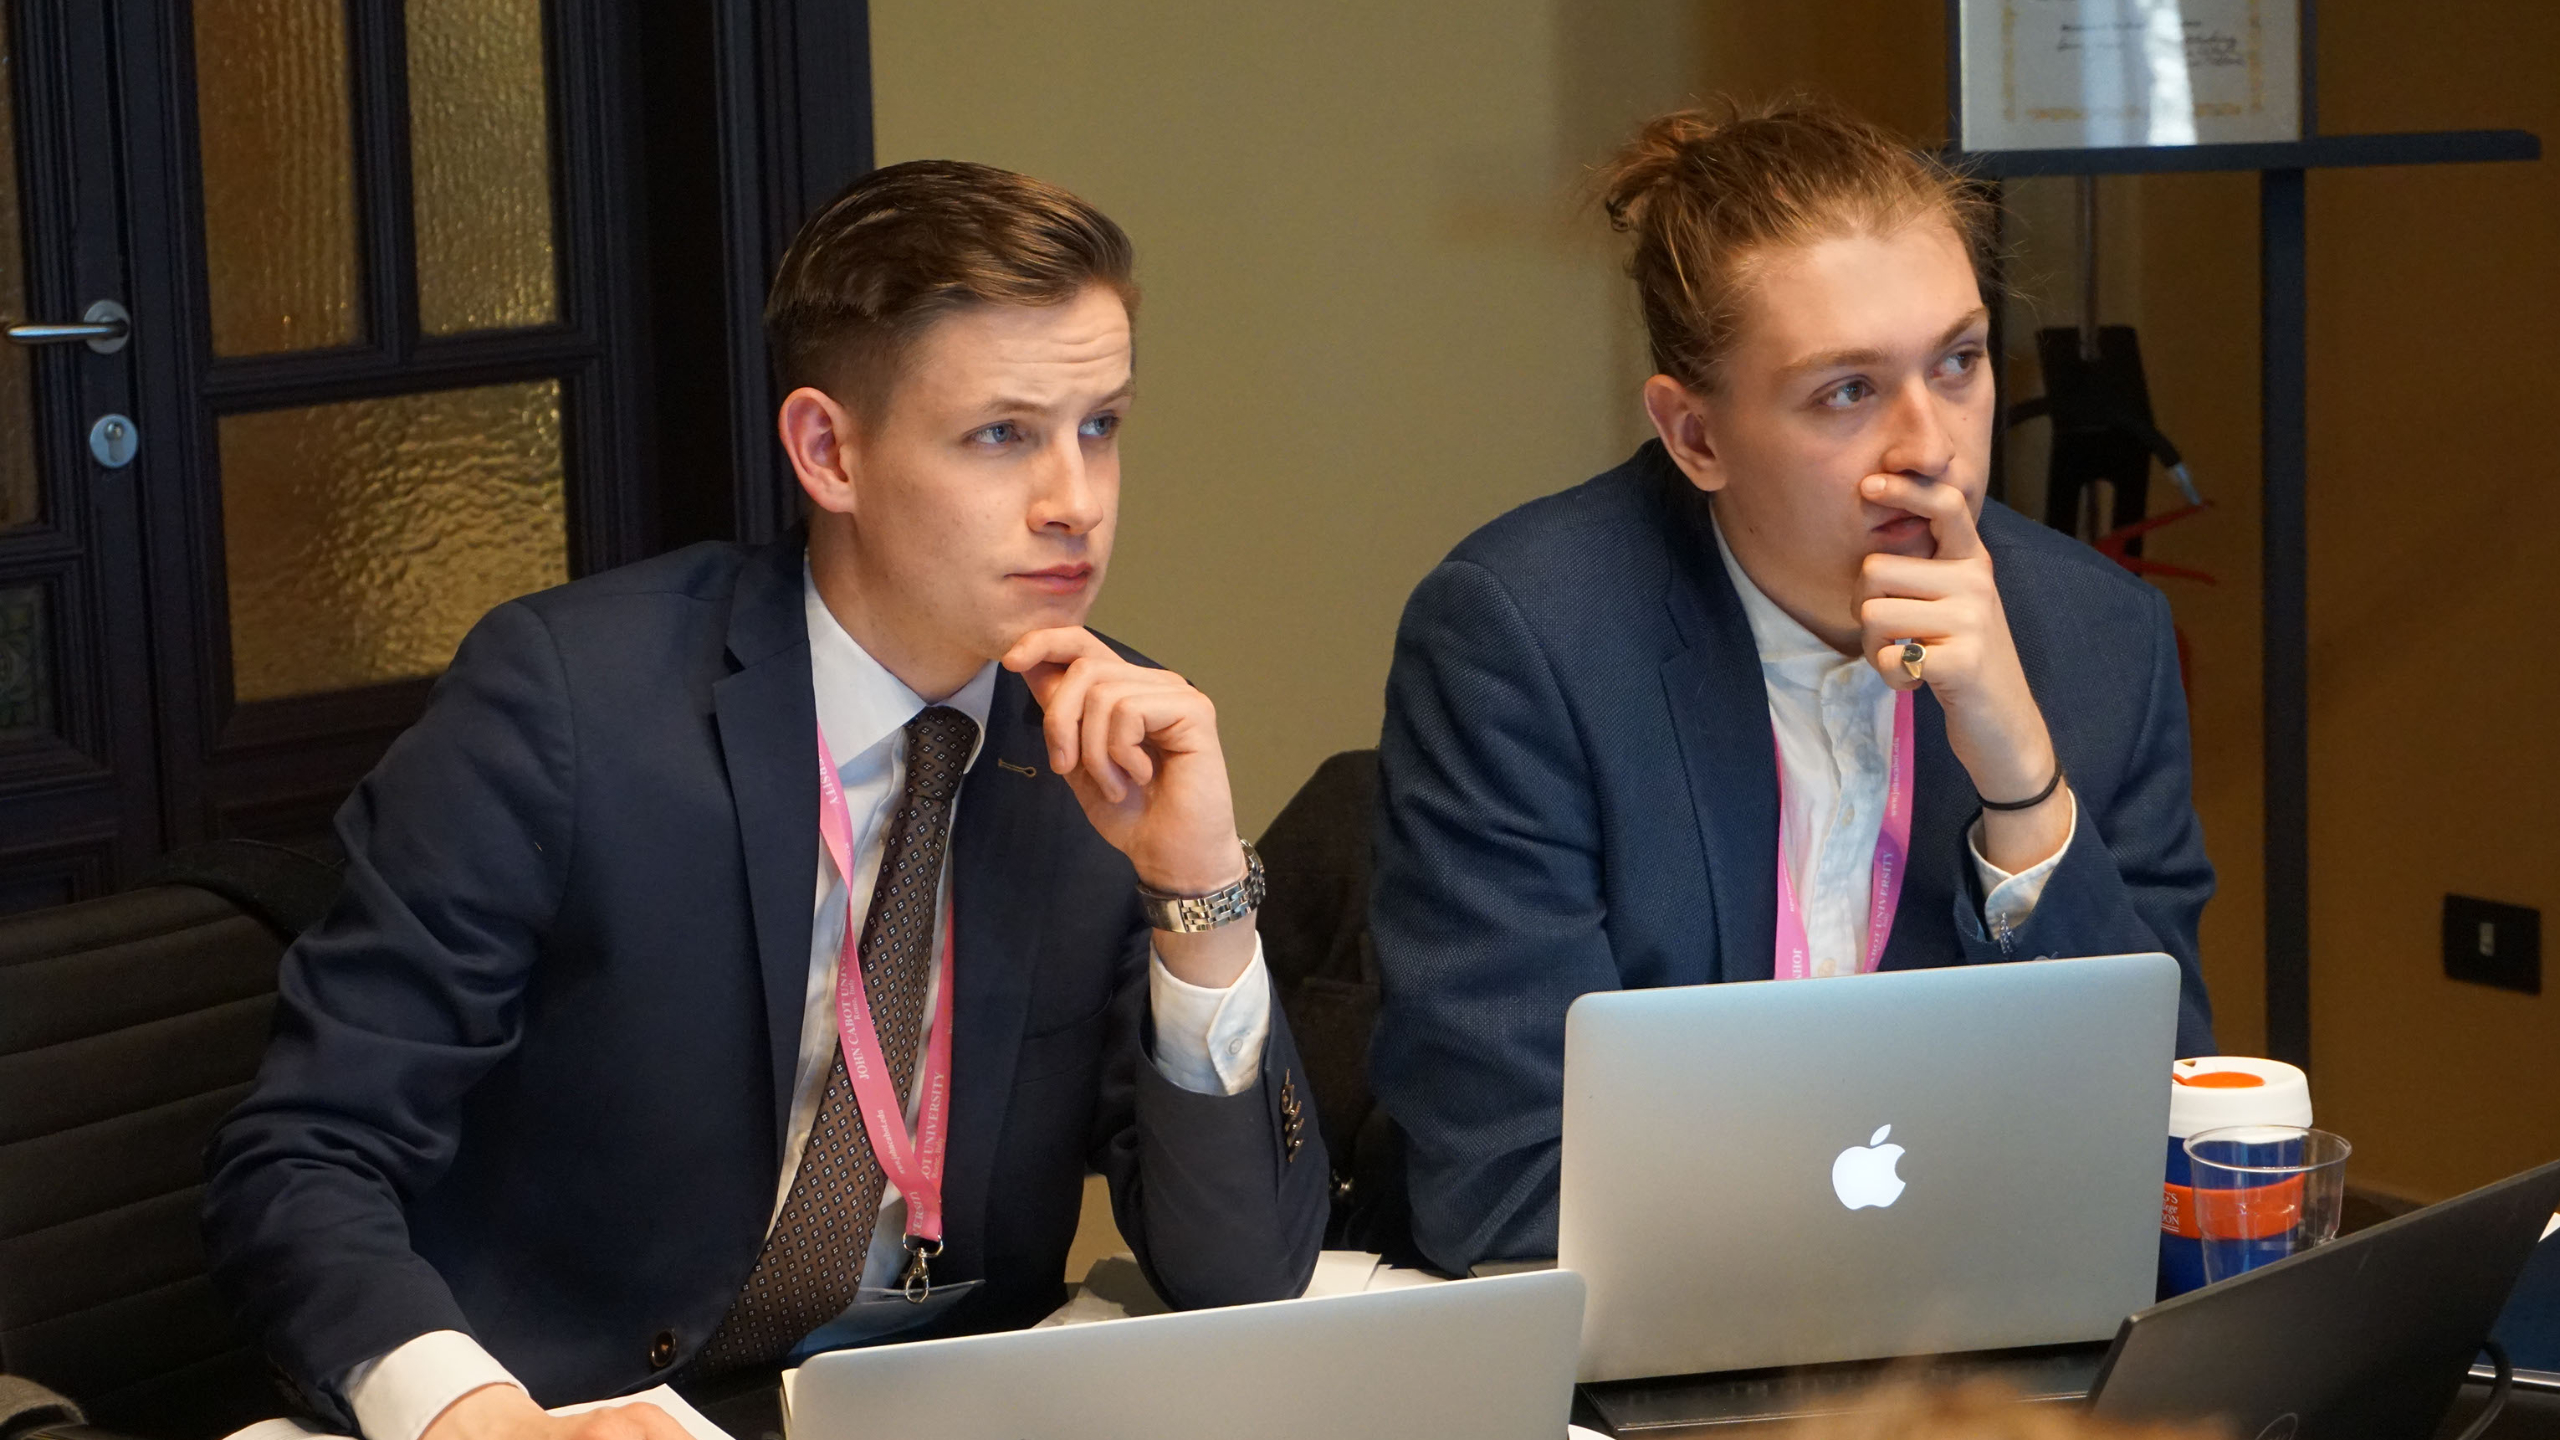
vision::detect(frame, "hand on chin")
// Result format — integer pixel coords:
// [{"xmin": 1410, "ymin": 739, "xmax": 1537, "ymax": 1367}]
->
[{"xmin": 998, "ymin": 626, "xmax": 1243, "ymax": 894}]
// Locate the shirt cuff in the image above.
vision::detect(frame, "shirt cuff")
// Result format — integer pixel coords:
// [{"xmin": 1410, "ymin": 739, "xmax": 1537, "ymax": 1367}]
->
[
  {"xmin": 1968, "ymin": 789, "xmax": 2079, "ymax": 948},
  {"xmin": 343, "ymin": 1330, "xmax": 524, "ymax": 1440},
  {"xmin": 1146, "ymin": 934, "xmax": 1273, "ymax": 1097}
]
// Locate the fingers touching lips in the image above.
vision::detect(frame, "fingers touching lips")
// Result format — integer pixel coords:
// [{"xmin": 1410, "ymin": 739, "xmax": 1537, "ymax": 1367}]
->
[{"xmin": 1867, "ymin": 512, "xmax": 1934, "ymax": 556}]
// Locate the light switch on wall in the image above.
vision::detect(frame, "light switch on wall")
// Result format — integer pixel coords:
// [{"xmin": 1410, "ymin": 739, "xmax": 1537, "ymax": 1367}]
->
[{"xmin": 2444, "ymin": 895, "xmax": 2541, "ymax": 995}]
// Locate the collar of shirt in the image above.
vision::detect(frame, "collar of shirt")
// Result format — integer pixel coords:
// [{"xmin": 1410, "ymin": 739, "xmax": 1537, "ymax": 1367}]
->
[{"xmin": 803, "ymin": 561, "xmax": 996, "ymax": 771}]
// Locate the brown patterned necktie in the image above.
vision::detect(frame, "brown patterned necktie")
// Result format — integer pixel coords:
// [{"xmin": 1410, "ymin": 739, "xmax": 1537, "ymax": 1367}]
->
[{"xmin": 688, "ymin": 704, "xmax": 979, "ymax": 1378}]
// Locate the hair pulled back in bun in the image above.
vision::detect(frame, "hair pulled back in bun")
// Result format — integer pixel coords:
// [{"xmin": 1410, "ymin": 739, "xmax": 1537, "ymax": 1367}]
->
[{"xmin": 1599, "ymin": 98, "xmax": 1995, "ymax": 392}]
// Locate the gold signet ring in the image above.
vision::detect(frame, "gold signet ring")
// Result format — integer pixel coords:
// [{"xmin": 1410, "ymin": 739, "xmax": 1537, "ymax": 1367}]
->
[{"xmin": 1900, "ymin": 640, "xmax": 1926, "ymax": 682}]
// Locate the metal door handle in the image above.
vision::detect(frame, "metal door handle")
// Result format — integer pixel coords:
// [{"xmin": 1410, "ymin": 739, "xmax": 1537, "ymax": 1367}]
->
[{"xmin": 5, "ymin": 299, "xmax": 129, "ymax": 353}]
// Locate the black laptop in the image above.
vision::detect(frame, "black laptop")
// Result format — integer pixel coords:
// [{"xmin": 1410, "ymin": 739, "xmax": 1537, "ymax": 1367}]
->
[{"xmin": 2087, "ymin": 1155, "xmax": 2560, "ymax": 1437}]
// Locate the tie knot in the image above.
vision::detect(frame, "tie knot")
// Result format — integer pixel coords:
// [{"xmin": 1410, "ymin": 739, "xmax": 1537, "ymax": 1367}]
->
[{"xmin": 903, "ymin": 705, "xmax": 978, "ymax": 801}]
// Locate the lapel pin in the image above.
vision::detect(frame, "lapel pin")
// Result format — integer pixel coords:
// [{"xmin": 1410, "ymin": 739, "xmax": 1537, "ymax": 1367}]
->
[{"xmin": 997, "ymin": 758, "xmax": 1039, "ymax": 778}]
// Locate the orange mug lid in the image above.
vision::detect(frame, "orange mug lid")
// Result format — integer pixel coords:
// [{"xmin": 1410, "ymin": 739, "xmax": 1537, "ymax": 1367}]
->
[{"xmin": 2174, "ymin": 1069, "xmax": 2266, "ymax": 1088}]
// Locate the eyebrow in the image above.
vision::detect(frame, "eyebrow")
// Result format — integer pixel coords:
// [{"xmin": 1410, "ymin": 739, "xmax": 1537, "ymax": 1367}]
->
[
  {"xmin": 976, "ymin": 379, "xmax": 1136, "ymax": 417},
  {"xmin": 1779, "ymin": 307, "xmax": 1991, "ymax": 378}
]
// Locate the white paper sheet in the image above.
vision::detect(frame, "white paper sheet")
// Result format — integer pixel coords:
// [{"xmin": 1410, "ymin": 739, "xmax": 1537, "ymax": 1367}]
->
[
  {"xmin": 1301, "ymin": 1249, "xmax": 1385, "ymax": 1297},
  {"xmin": 1959, "ymin": 0, "xmax": 2300, "ymax": 150},
  {"xmin": 221, "ymin": 1385, "xmax": 734, "ymax": 1440},
  {"xmin": 551, "ymin": 1386, "xmax": 731, "ymax": 1440}
]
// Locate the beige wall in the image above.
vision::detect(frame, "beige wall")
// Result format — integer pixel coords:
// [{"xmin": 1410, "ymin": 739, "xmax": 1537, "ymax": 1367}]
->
[
  {"xmin": 870, "ymin": 0, "xmax": 1694, "ymax": 832},
  {"xmin": 878, "ymin": 3, "xmax": 2560, "ymax": 1207},
  {"xmin": 873, "ymin": 0, "xmax": 1703, "ymax": 1274}
]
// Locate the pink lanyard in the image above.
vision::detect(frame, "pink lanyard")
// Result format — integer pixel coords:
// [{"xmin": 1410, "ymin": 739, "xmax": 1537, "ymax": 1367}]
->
[
  {"xmin": 1772, "ymin": 688, "xmax": 1915, "ymax": 980},
  {"xmin": 817, "ymin": 727, "xmax": 956, "ymax": 1299}
]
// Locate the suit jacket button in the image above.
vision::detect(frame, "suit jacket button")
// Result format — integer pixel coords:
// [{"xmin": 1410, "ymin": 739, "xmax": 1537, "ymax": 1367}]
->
[{"xmin": 648, "ymin": 1330, "xmax": 677, "ymax": 1370}]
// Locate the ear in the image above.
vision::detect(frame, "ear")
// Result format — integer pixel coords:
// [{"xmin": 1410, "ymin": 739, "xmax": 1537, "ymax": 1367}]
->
[
  {"xmin": 778, "ymin": 386, "xmax": 861, "ymax": 516},
  {"xmin": 1642, "ymin": 373, "xmax": 1729, "ymax": 494}
]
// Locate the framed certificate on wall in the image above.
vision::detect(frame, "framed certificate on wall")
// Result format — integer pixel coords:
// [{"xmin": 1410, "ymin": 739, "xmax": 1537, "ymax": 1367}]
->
[{"xmin": 1958, "ymin": 0, "xmax": 2302, "ymax": 150}]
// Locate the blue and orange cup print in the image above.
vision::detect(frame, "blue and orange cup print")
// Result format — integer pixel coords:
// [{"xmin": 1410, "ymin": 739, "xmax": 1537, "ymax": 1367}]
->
[{"xmin": 2160, "ymin": 1058, "xmax": 2312, "ymax": 1298}]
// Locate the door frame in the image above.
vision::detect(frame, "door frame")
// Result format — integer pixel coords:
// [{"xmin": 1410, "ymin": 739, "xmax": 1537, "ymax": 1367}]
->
[
  {"xmin": 708, "ymin": 0, "xmax": 875, "ymax": 545},
  {"xmin": 0, "ymin": 0, "xmax": 161, "ymax": 906}
]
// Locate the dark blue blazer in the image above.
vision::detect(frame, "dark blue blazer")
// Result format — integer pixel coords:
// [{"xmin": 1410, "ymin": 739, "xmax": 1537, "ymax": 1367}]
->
[
  {"xmin": 203, "ymin": 535, "xmax": 1326, "ymax": 1424},
  {"xmin": 1370, "ymin": 443, "xmax": 2215, "ymax": 1275}
]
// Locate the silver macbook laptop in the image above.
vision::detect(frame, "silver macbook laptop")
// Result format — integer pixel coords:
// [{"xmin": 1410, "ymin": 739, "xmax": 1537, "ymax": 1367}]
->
[
  {"xmin": 782, "ymin": 1270, "xmax": 1587, "ymax": 1440},
  {"xmin": 1558, "ymin": 952, "xmax": 2180, "ymax": 1382}
]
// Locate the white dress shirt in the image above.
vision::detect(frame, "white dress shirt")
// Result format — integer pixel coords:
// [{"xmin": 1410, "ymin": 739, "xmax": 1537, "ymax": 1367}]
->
[
  {"xmin": 342, "ymin": 572, "xmax": 1273, "ymax": 1440},
  {"xmin": 1710, "ymin": 516, "xmax": 2075, "ymax": 973}
]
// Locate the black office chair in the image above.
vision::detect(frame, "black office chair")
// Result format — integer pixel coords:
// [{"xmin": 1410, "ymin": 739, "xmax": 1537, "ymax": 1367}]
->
[
  {"xmin": 0, "ymin": 842, "xmax": 340, "ymax": 1440},
  {"xmin": 1253, "ymin": 749, "xmax": 1421, "ymax": 1267}
]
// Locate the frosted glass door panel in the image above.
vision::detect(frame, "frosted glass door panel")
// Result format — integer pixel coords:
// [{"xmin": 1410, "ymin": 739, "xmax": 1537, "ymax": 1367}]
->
[
  {"xmin": 408, "ymin": 0, "xmax": 558, "ymax": 334},
  {"xmin": 220, "ymin": 381, "xmax": 568, "ymax": 702},
  {"xmin": 192, "ymin": 0, "xmax": 361, "ymax": 355}
]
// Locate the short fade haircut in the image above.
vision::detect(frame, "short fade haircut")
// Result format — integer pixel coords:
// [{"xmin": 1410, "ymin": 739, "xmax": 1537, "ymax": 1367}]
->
[{"xmin": 764, "ymin": 159, "xmax": 1139, "ymax": 420}]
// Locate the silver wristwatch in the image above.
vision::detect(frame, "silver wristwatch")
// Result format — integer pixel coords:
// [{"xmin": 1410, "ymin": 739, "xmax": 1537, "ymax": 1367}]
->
[{"xmin": 1137, "ymin": 838, "xmax": 1266, "ymax": 933}]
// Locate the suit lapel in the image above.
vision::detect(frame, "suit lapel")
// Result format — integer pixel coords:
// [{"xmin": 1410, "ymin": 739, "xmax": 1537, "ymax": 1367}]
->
[
  {"xmin": 710, "ymin": 535, "xmax": 821, "ymax": 1155},
  {"xmin": 1655, "ymin": 468, "xmax": 1781, "ymax": 984},
  {"xmin": 942, "ymin": 669, "xmax": 1060, "ymax": 1275}
]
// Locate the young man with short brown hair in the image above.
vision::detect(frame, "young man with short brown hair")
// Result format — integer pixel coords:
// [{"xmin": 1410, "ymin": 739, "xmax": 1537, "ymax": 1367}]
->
[{"xmin": 205, "ymin": 160, "xmax": 1326, "ymax": 1440}]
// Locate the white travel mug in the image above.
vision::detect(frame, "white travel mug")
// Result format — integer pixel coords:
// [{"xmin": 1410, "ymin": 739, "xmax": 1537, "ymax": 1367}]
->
[{"xmin": 2159, "ymin": 1056, "xmax": 2312, "ymax": 1297}]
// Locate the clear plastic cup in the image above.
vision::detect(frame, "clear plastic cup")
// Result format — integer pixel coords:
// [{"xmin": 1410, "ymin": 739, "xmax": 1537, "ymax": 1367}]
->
[{"xmin": 2183, "ymin": 1125, "xmax": 2351, "ymax": 1284}]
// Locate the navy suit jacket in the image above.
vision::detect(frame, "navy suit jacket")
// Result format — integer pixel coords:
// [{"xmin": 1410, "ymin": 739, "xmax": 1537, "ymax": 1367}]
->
[
  {"xmin": 1370, "ymin": 443, "xmax": 2215, "ymax": 1275},
  {"xmin": 202, "ymin": 535, "xmax": 1326, "ymax": 1424}
]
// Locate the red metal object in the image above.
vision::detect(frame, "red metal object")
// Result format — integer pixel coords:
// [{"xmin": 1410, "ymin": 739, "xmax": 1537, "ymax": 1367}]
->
[
  {"xmin": 2092, "ymin": 502, "xmax": 2215, "ymax": 692},
  {"xmin": 2094, "ymin": 501, "xmax": 2217, "ymax": 584}
]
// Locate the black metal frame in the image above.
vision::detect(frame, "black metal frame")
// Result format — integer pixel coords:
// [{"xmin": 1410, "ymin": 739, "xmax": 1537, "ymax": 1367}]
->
[
  {"xmin": 708, "ymin": 0, "xmax": 874, "ymax": 543},
  {"xmin": 1946, "ymin": 0, "xmax": 2542, "ymax": 1069},
  {"xmin": 2259, "ymin": 162, "xmax": 2310, "ymax": 1069}
]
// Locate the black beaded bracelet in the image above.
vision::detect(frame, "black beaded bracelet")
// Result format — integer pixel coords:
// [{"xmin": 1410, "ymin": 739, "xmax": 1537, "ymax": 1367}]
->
[{"xmin": 1980, "ymin": 765, "xmax": 2066, "ymax": 812}]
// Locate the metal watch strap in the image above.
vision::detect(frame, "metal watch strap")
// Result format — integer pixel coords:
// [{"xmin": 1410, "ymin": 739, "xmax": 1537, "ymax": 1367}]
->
[{"xmin": 1137, "ymin": 837, "xmax": 1266, "ymax": 933}]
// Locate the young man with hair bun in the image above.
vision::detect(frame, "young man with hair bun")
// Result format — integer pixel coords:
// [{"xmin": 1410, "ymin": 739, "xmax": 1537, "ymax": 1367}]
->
[
  {"xmin": 1370, "ymin": 101, "xmax": 2217, "ymax": 1278},
  {"xmin": 205, "ymin": 159, "xmax": 1326, "ymax": 1440}
]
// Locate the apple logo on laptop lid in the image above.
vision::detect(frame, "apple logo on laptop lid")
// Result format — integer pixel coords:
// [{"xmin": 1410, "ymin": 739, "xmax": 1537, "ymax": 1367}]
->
[{"xmin": 1832, "ymin": 1125, "xmax": 1908, "ymax": 1210}]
